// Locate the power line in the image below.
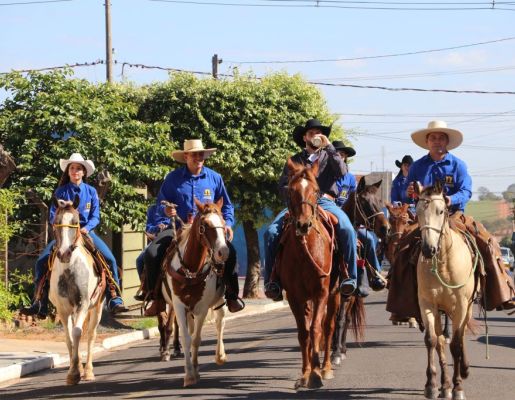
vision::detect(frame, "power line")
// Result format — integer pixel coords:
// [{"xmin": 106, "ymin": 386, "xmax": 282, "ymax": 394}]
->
[
  {"xmin": 225, "ymin": 35, "xmax": 515, "ymax": 64},
  {"xmin": 0, "ymin": 60, "xmax": 105, "ymax": 75},
  {"xmin": 0, "ymin": 0, "xmax": 73, "ymax": 5}
]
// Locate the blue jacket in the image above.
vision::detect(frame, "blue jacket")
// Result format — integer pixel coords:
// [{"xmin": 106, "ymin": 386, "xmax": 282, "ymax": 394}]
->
[
  {"xmin": 407, "ymin": 152, "xmax": 472, "ymax": 212},
  {"xmin": 391, "ymin": 173, "xmax": 412, "ymax": 205},
  {"xmin": 146, "ymin": 204, "xmax": 170, "ymax": 234},
  {"xmin": 50, "ymin": 182, "xmax": 100, "ymax": 232},
  {"xmin": 335, "ymin": 172, "xmax": 357, "ymax": 207},
  {"xmin": 156, "ymin": 165, "xmax": 234, "ymax": 227}
]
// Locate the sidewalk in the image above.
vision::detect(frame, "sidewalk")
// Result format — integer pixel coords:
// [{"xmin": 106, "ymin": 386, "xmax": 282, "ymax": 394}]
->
[{"xmin": 0, "ymin": 296, "xmax": 288, "ymax": 386}]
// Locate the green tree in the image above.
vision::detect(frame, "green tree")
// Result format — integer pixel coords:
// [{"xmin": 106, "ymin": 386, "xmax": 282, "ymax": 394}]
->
[
  {"xmin": 139, "ymin": 72, "xmax": 345, "ymax": 297},
  {"xmin": 477, "ymin": 186, "xmax": 501, "ymax": 201},
  {"xmin": 0, "ymin": 70, "xmax": 171, "ymax": 232},
  {"xmin": 502, "ymin": 183, "xmax": 515, "ymax": 202}
]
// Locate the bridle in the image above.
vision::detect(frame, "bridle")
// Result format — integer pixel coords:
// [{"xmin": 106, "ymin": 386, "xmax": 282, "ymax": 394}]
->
[
  {"xmin": 53, "ymin": 221, "xmax": 81, "ymax": 254},
  {"xmin": 288, "ymin": 182, "xmax": 319, "ymax": 236},
  {"xmin": 418, "ymin": 196, "xmax": 448, "ymax": 257},
  {"xmin": 354, "ymin": 190, "xmax": 385, "ymax": 231}
]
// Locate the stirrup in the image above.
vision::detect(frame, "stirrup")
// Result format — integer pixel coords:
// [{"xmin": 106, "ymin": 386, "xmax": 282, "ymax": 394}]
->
[
  {"xmin": 339, "ymin": 278, "xmax": 356, "ymax": 297},
  {"xmin": 264, "ymin": 281, "xmax": 283, "ymax": 301}
]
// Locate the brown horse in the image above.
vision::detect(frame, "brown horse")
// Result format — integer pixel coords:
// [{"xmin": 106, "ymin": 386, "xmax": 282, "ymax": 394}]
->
[
  {"xmin": 415, "ymin": 181, "xmax": 476, "ymax": 400},
  {"xmin": 331, "ymin": 177, "xmax": 388, "ymax": 365},
  {"xmin": 275, "ymin": 159, "xmax": 339, "ymax": 389},
  {"xmin": 385, "ymin": 202, "xmax": 412, "ymax": 266}
]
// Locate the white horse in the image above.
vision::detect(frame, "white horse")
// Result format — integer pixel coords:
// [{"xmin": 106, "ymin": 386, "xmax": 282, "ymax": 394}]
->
[
  {"xmin": 49, "ymin": 197, "xmax": 105, "ymax": 385},
  {"xmin": 161, "ymin": 198, "xmax": 229, "ymax": 387},
  {"xmin": 415, "ymin": 182, "xmax": 476, "ymax": 400}
]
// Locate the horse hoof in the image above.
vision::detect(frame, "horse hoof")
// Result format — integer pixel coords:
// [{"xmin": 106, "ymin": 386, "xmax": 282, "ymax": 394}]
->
[
  {"xmin": 452, "ymin": 390, "xmax": 466, "ymax": 400},
  {"xmin": 183, "ymin": 375, "xmax": 198, "ymax": 387},
  {"xmin": 424, "ymin": 386, "xmax": 438, "ymax": 399},
  {"xmin": 172, "ymin": 349, "xmax": 182, "ymax": 358},
  {"xmin": 66, "ymin": 373, "xmax": 81, "ymax": 386},
  {"xmin": 82, "ymin": 372, "xmax": 95, "ymax": 381},
  {"xmin": 392, "ymin": 321, "xmax": 400, "ymax": 325},
  {"xmin": 294, "ymin": 378, "xmax": 307, "ymax": 390},
  {"xmin": 440, "ymin": 388, "xmax": 452, "ymax": 399},
  {"xmin": 322, "ymin": 369, "xmax": 334, "ymax": 380},
  {"xmin": 161, "ymin": 354, "xmax": 170, "ymax": 362},
  {"xmin": 215, "ymin": 355, "xmax": 227, "ymax": 366},
  {"xmin": 307, "ymin": 372, "xmax": 323, "ymax": 389},
  {"xmin": 331, "ymin": 354, "xmax": 342, "ymax": 366}
]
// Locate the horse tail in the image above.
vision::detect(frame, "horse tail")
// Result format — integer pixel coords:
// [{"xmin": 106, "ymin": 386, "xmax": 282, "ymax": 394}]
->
[{"xmin": 346, "ymin": 296, "xmax": 366, "ymax": 343}]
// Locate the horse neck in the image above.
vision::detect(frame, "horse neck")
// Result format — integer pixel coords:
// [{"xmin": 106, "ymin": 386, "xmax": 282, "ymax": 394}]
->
[
  {"xmin": 182, "ymin": 216, "xmax": 209, "ymax": 273},
  {"xmin": 342, "ymin": 192, "xmax": 357, "ymax": 225}
]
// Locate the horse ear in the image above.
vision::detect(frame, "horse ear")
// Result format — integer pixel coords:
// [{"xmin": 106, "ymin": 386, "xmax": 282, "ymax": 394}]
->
[
  {"xmin": 287, "ymin": 158, "xmax": 296, "ymax": 173},
  {"xmin": 194, "ymin": 197, "xmax": 204, "ymax": 212},
  {"xmin": 215, "ymin": 196, "xmax": 224, "ymax": 210},
  {"xmin": 52, "ymin": 195, "xmax": 59, "ymax": 209},
  {"xmin": 385, "ymin": 202, "xmax": 393, "ymax": 213},
  {"xmin": 414, "ymin": 181, "xmax": 423, "ymax": 195},
  {"xmin": 373, "ymin": 179, "xmax": 382, "ymax": 189},
  {"xmin": 310, "ymin": 159, "xmax": 319, "ymax": 177},
  {"xmin": 434, "ymin": 180, "xmax": 443, "ymax": 194},
  {"xmin": 357, "ymin": 176, "xmax": 366, "ymax": 193},
  {"xmin": 72, "ymin": 194, "xmax": 80, "ymax": 209},
  {"xmin": 402, "ymin": 203, "xmax": 410, "ymax": 213}
]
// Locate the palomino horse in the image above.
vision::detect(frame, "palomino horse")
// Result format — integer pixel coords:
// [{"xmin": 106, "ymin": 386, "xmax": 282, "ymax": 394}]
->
[
  {"xmin": 331, "ymin": 177, "xmax": 388, "ymax": 365},
  {"xmin": 49, "ymin": 197, "xmax": 105, "ymax": 385},
  {"xmin": 415, "ymin": 181, "xmax": 476, "ymax": 400},
  {"xmin": 161, "ymin": 198, "xmax": 229, "ymax": 387},
  {"xmin": 275, "ymin": 159, "xmax": 340, "ymax": 389}
]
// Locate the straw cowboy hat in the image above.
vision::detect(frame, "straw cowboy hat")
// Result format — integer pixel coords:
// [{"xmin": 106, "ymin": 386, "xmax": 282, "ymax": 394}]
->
[
  {"xmin": 395, "ymin": 155, "xmax": 413, "ymax": 168},
  {"xmin": 171, "ymin": 139, "xmax": 217, "ymax": 164},
  {"xmin": 411, "ymin": 120, "xmax": 463, "ymax": 150},
  {"xmin": 293, "ymin": 119, "xmax": 332, "ymax": 148},
  {"xmin": 59, "ymin": 153, "xmax": 95, "ymax": 177},
  {"xmin": 332, "ymin": 140, "xmax": 356, "ymax": 158}
]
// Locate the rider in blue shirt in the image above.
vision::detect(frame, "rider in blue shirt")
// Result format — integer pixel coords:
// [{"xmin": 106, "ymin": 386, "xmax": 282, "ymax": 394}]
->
[
  {"xmin": 144, "ymin": 139, "xmax": 244, "ymax": 313},
  {"xmin": 21, "ymin": 153, "xmax": 127, "ymax": 318},
  {"xmin": 333, "ymin": 141, "xmax": 385, "ymax": 294},
  {"xmin": 405, "ymin": 120, "xmax": 514, "ymax": 311},
  {"xmin": 391, "ymin": 155, "xmax": 415, "ymax": 216},
  {"xmin": 264, "ymin": 119, "xmax": 359, "ymax": 300}
]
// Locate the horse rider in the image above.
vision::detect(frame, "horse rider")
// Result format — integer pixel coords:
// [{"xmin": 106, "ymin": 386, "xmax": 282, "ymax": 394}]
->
[
  {"xmin": 142, "ymin": 139, "xmax": 245, "ymax": 314},
  {"xmin": 333, "ymin": 141, "xmax": 386, "ymax": 294},
  {"xmin": 391, "ymin": 154, "xmax": 415, "ymax": 217},
  {"xmin": 400, "ymin": 121, "xmax": 515, "ymax": 313},
  {"xmin": 21, "ymin": 153, "xmax": 128, "ymax": 318},
  {"xmin": 264, "ymin": 119, "xmax": 360, "ymax": 300}
]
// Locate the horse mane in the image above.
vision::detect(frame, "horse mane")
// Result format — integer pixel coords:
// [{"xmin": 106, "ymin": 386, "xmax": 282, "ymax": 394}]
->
[{"xmin": 420, "ymin": 181, "xmax": 444, "ymax": 197}]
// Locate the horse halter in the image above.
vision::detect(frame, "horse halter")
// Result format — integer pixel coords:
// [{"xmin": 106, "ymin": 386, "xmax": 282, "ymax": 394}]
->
[
  {"xmin": 288, "ymin": 186, "xmax": 319, "ymax": 236},
  {"xmin": 354, "ymin": 191, "xmax": 384, "ymax": 231},
  {"xmin": 418, "ymin": 196, "xmax": 448, "ymax": 257}
]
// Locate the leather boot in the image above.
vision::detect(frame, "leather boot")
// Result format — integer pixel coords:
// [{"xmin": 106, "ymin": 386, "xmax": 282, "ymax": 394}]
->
[
  {"xmin": 224, "ymin": 272, "xmax": 245, "ymax": 313},
  {"xmin": 20, "ymin": 281, "xmax": 48, "ymax": 319},
  {"xmin": 356, "ymin": 259, "xmax": 369, "ymax": 297},
  {"xmin": 144, "ymin": 301, "xmax": 158, "ymax": 317}
]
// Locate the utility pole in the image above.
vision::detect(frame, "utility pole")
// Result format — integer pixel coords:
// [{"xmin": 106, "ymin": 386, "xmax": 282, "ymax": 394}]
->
[
  {"xmin": 105, "ymin": 0, "xmax": 113, "ymax": 83},
  {"xmin": 212, "ymin": 54, "xmax": 222, "ymax": 79}
]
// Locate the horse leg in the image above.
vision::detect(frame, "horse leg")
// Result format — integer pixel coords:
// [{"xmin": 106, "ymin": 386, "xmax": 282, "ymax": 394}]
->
[
  {"xmin": 174, "ymin": 304, "xmax": 196, "ymax": 387},
  {"xmin": 331, "ymin": 295, "xmax": 346, "ymax": 366},
  {"xmin": 434, "ymin": 312, "xmax": 451, "ymax": 399},
  {"xmin": 450, "ymin": 302, "xmax": 471, "ymax": 400},
  {"xmin": 157, "ymin": 303, "xmax": 171, "ymax": 361},
  {"xmin": 307, "ymin": 295, "xmax": 327, "ymax": 389},
  {"xmin": 213, "ymin": 306, "xmax": 227, "ymax": 365},
  {"xmin": 443, "ymin": 312, "xmax": 451, "ymax": 344},
  {"xmin": 322, "ymin": 290, "xmax": 339, "ymax": 380},
  {"xmin": 290, "ymin": 301, "xmax": 311, "ymax": 389},
  {"xmin": 66, "ymin": 309, "xmax": 88, "ymax": 385},
  {"xmin": 172, "ymin": 315, "xmax": 182, "ymax": 358},
  {"xmin": 83, "ymin": 301, "xmax": 103, "ymax": 381},
  {"xmin": 191, "ymin": 310, "xmax": 209, "ymax": 382},
  {"xmin": 420, "ymin": 302, "xmax": 439, "ymax": 399},
  {"xmin": 60, "ymin": 313, "xmax": 78, "ymax": 385}
]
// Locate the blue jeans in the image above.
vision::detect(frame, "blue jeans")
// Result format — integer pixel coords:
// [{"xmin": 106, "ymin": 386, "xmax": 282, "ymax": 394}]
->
[
  {"xmin": 34, "ymin": 231, "xmax": 123, "ymax": 307},
  {"xmin": 136, "ymin": 245, "xmax": 148, "ymax": 276},
  {"xmin": 264, "ymin": 198, "xmax": 357, "ymax": 284},
  {"xmin": 357, "ymin": 228, "xmax": 381, "ymax": 273}
]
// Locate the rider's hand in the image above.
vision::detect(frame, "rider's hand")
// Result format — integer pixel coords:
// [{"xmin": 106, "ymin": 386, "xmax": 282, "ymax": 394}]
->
[
  {"xmin": 225, "ymin": 226, "xmax": 234, "ymax": 242},
  {"xmin": 164, "ymin": 206, "xmax": 177, "ymax": 218},
  {"xmin": 318, "ymin": 134, "xmax": 330, "ymax": 148},
  {"xmin": 80, "ymin": 227, "xmax": 88, "ymax": 235},
  {"xmin": 406, "ymin": 182, "xmax": 417, "ymax": 199},
  {"xmin": 157, "ymin": 223, "xmax": 167, "ymax": 232}
]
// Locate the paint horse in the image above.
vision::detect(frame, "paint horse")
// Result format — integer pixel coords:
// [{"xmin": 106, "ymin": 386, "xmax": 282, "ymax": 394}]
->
[
  {"xmin": 49, "ymin": 197, "xmax": 105, "ymax": 385},
  {"xmin": 331, "ymin": 177, "xmax": 389, "ymax": 365},
  {"xmin": 274, "ymin": 159, "xmax": 341, "ymax": 389},
  {"xmin": 161, "ymin": 198, "xmax": 229, "ymax": 387},
  {"xmin": 415, "ymin": 181, "xmax": 476, "ymax": 400}
]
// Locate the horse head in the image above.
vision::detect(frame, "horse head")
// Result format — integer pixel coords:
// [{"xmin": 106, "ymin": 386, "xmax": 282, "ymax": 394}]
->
[
  {"xmin": 386, "ymin": 202, "xmax": 411, "ymax": 239},
  {"xmin": 287, "ymin": 158, "xmax": 320, "ymax": 236},
  {"xmin": 52, "ymin": 195, "xmax": 81, "ymax": 263},
  {"xmin": 193, "ymin": 197, "xmax": 229, "ymax": 265},
  {"xmin": 415, "ymin": 180, "xmax": 448, "ymax": 259},
  {"xmin": 354, "ymin": 177, "xmax": 390, "ymax": 240}
]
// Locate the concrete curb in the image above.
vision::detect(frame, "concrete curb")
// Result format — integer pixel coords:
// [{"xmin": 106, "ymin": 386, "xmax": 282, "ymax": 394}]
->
[{"xmin": 0, "ymin": 301, "xmax": 288, "ymax": 385}]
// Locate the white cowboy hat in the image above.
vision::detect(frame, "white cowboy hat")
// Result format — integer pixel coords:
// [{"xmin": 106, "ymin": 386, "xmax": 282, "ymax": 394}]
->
[
  {"xmin": 59, "ymin": 153, "xmax": 95, "ymax": 177},
  {"xmin": 411, "ymin": 120, "xmax": 463, "ymax": 150},
  {"xmin": 171, "ymin": 139, "xmax": 217, "ymax": 164}
]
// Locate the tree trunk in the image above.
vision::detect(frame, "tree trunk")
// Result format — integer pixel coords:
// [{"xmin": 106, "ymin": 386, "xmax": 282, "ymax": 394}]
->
[
  {"xmin": 242, "ymin": 220, "xmax": 261, "ymax": 299},
  {"xmin": 0, "ymin": 145, "xmax": 16, "ymax": 188}
]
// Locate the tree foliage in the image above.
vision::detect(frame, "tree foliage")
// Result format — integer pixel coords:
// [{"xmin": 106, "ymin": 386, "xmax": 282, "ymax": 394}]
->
[
  {"xmin": 477, "ymin": 186, "xmax": 501, "ymax": 201},
  {"xmin": 502, "ymin": 183, "xmax": 515, "ymax": 202}
]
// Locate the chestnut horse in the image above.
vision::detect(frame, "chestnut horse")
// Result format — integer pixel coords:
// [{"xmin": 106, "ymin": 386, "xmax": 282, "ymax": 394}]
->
[
  {"xmin": 415, "ymin": 182, "xmax": 476, "ymax": 400},
  {"xmin": 49, "ymin": 197, "xmax": 105, "ymax": 385},
  {"xmin": 331, "ymin": 177, "xmax": 389, "ymax": 365},
  {"xmin": 274, "ymin": 159, "xmax": 340, "ymax": 389},
  {"xmin": 161, "ymin": 198, "xmax": 229, "ymax": 387}
]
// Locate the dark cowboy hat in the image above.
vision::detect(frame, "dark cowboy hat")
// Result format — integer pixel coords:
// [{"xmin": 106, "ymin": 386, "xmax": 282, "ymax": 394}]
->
[
  {"xmin": 395, "ymin": 155, "xmax": 414, "ymax": 168},
  {"xmin": 332, "ymin": 140, "xmax": 356, "ymax": 157},
  {"xmin": 293, "ymin": 118, "xmax": 332, "ymax": 148}
]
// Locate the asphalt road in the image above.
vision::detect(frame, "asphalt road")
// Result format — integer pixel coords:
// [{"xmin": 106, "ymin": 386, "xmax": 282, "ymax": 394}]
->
[{"xmin": 1, "ymin": 291, "xmax": 514, "ymax": 400}]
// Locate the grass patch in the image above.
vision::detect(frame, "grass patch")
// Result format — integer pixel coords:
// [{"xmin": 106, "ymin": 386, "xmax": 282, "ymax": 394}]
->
[
  {"xmin": 125, "ymin": 317, "xmax": 157, "ymax": 330},
  {"xmin": 466, "ymin": 200, "xmax": 502, "ymax": 223}
]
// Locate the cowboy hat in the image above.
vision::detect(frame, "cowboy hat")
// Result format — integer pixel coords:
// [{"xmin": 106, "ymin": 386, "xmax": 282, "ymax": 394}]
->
[
  {"xmin": 411, "ymin": 120, "xmax": 463, "ymax": 150},
  {"xmin": 293, "ymin": 118, "xmax": 332, "ymax": 148},
  {"xmin": 59, "ymin": 153, "xmax": 95, "ymax": 177},
  {"xmin": 332, "ymin": 140, "xmax": 356, "ymax": 157},
  {"xmin": 395, "ymin": 155, "xmax": 413, "ymax": 168},
  {"xmin": 171, "ymin": 139, "xmax": 216, "ymax": 164}
]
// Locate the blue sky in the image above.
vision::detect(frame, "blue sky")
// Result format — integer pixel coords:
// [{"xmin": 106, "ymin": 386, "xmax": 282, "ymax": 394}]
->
[{"xmin": 2, "ymin": 0, "xmax": 515, "ymax": 199}]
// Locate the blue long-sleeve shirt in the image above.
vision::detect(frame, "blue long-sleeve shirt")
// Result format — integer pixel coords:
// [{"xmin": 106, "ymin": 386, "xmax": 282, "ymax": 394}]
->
[
  {"xmin": 146, "ymin": 204, "xmax": 170, "ymax": 234},
  {"xmin": 391, "ymin": 173, "xmax": 412, "ymax": 205},
  {"xmin": 407, "ymin": 152, "xmax": 472, "ymax": 212},
  {"xmin": 49, "ymin": 182, "xmax": 100, "ymax": 232},
  {"xmin": 156, "ymin": 166, "xmax": 234, "ymax": 227},
  {"xmin": 335, "ymin": 172, "xmax": 357, "ymax": 207}
]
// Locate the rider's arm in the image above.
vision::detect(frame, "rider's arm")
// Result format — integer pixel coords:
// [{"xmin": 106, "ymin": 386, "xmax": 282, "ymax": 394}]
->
[
  {"xmin": 156, "ymin": 172, "xmax": 178, "ymax": 219},
  {"xmin": 391, "ymin": 178, "xmax": 401, "ymax": 203},
  {"xmin": 324, "ymin": 143, "xmax": 347, "ymax": 179},
  {"xmin": 83, "ymin": 187, "xmax": 100, "ymax": 233},
  {"xmin": 447, "ymin": 160, "xmax": 472, "ymax": 210},
  {"xmin": 215, "ymin": 176, "xmax": 235, "ymax": 227}
]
